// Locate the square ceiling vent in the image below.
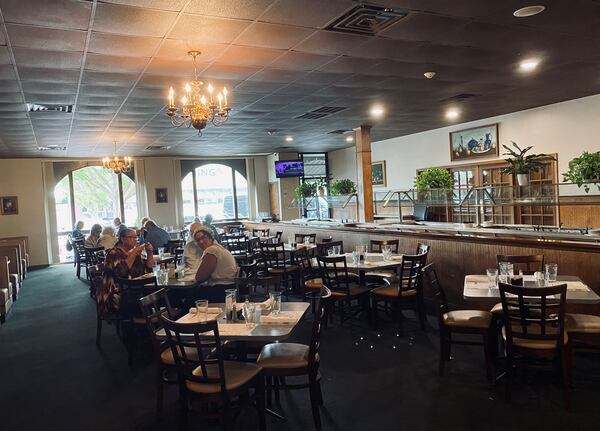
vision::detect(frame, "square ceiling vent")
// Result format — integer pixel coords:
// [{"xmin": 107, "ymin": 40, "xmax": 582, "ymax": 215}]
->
[
  {"xmin": 325, "ymin": 4, "xmax": 408, "ymax": 36},
  {"xmin": 27, "ymin": 103, "xmax": 73, "ymax": 113}
]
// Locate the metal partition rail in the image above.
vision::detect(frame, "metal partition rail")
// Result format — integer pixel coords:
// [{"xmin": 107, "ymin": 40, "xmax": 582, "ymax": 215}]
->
[{"xmin": 290, "ymin": 194, "xmax": 358, "ymax": 221}]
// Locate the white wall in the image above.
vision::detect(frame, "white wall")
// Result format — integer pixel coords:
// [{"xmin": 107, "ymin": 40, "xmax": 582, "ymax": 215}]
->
[
  {"xmin": 144, "ymin": 158, "xmax": 180, "ymax": 227},
  {"xmin": 0, "ymin": 159, "xmax": 50, "ymax": 266},
  {"xmin": 251, "ymin": 156, "xmax": 270, "ymax": 215},
  {"xmin": 367, "ymin": 94, "xmax": 600, "ymax": 190},
  {"xmin": 329, "ymin": 147, "xmax": 357, "ymax": 183}
]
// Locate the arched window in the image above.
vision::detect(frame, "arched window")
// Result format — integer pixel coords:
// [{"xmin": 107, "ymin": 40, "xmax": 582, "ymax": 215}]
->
[
  {"xmin": 54, "ymin": 166, "xmax": 137, "ymax": 262},
  {"xmin": 181, "ymin": 163, "xmax": 248, "ymax": 221}
]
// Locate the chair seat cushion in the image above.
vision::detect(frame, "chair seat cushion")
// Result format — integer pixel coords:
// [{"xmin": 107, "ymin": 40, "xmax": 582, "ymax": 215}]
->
[
  {"xmin": 502, "ymin": 326, "xmax": 568, "ymax": 350},
  {"xmin": 330, "ymin": 286, "xmax": 370, "ymax": 297},
  {"xmin": 186, "ymin": 361, "xmax": 262, "ymax": 394},
  {"xmin": 371, "ymin": 286, "xmax": 417, "ymax": 298},
  {"xmin": 364, "ymin": 270, "xmax": 395, "ymax": 278},
  {"xmin": 305, "ymin": 278, "xmax": 323, "ymax": 290},
  {"xmin": 566, "ymin": 313, "xmax": 600, "ymax": 334},
  {"xmin": 257, "ymin": 342, "xmax": 315, "ymax": 370},
  {"xmin": 443, "ymin": 310, "xmax": 492, "ymax": 329},
  {"xmin": 160, "ymin": 346, "xmax": 200, "ymax": 365},
  {"xmin": 490, "ymin": 302, "xmax": 503, "ymax": 314},
  {"xmin": 269, "ymin": 265, "xmax": 299, "ymax": 274}
]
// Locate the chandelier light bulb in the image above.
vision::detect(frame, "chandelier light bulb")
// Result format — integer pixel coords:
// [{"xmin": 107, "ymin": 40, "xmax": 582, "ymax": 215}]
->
[
  {"xmin": 200, "ymin": 95, "xmax": 207, "ymax": 104},
  {"xmin": 181, "ymin": 95, "xmax": 188, "ymax": 105},
  {"xmin": 223, "ymin": 87, "xmax": 228, "ymax": 106}
]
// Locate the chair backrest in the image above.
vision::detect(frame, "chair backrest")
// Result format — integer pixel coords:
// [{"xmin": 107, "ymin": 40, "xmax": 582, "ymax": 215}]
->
[
  {"xmin": 73, "ymin": 238, "xmax": 86, "ymax": 261},
  {"xmin": 160, "ymin": 316, "xmax": 227, "ymax": 394},
  {"xmin": 317, "ymin": 255, "xmax": 351, "ymax": 295},
  {"xmin": 221, "ymin": 235, "xmax": 249, "ymax": 256},
  {"xmin": 498, "ymin": 282, "xmax": 567, "ymax": 352},
  {"xmin": 252, "ymin": 228, "xmax": 270, "ymax": 237},
  {"xmin": 166, "ymin": 239, "xmax": 184, "ymax": 254},
  {"xmin": 116, "ymin": 276, "xmax": 158, "ymax": 320},
  {"xmin": 295, "ymin": 233, "xmax": 316, "ymax": 244},
  {"xmin": 139, "ymin": 288, "xmax": 177, "ymax": 357},
  {"xmin": 394, "ymin": 253, "xmax": 428, "ymax": 295},
  {"xmin": 422, "ymin": 263, "xmax": 448, "ymax": 324},
  {"xmin": 274, "ymin": 231, "xmax": 283, "ymax": 241},
  {"xmin": 88, "ymin": 263, "xmax": 105, "ymax": 295},
  {"xmin": 496, "ymin": 254, "xmax": 544, "ymax": 274},
  {"xmin": 308, "ymin": 288, "xmax": 330, "ymax": 370},
  {"xmin": 259, "ymin": 241, "xmax": 286, "ymax": 269},
  {"xmin": 370, "ymin": 239, "xmax": 399, "ymax": 253},
  {"xmin": 416, "ymin": 243, "xmax": 430, "ymax": 255},
  {"xmin": 316, "ymin": 240, "xmax": 344, "ymax": 257},
  {"xmin": 295, "ymin": 247, "xmax": 316, "ymax": 281},
  {"xmin": 235, "ymin": 275, "xmax": 279, "ymax": 298},
  {"xmin": 85, "ymin": 246, "xmax": 105, "ymax": 265}
]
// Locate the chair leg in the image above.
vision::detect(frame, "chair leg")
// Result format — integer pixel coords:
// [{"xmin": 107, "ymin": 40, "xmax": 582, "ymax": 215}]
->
[
  {"xmin": 96, "ymin": 316, "xmax": 102, "ymax": 346},
  {"xmin": 309, "ymin": 374, "xmax": 322, "ymax": 430},
  {"xmin": 256, "ymin": 376, "xmax": 267, "ymax": 431},
  {"xmin": 504, "ymin": 354, "xmax": 513, "ymax": 403},
  {"xmin": 439, "ymin": 331, "xmax": 448, "ymax": 376},
  {"xmin": 222, "ymin": 400, "xmax": 233, "ymax": 431},
  {"xmin": 156, "ymin": 364, "xmax": 164, "ymax": 419},
  {"xmin": 560, "ymin": 346, "xmax": 573, "ymax": 411},
  {"xmin": 417, "ymin": 297, "xmax": 426, "ymax": 330},
  {"xmin": 482, "ymin": 332, "xmax": 494, "ymax": 384},
  {"xmin": 266, "ymin": 376, "xmax": 273, "ymax": 406}
]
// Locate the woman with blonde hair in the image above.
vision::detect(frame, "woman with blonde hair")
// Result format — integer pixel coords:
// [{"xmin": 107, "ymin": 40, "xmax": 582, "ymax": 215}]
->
[{"xmin": 99, "ymin": 226, "xmax": 118, "ymax": 250}]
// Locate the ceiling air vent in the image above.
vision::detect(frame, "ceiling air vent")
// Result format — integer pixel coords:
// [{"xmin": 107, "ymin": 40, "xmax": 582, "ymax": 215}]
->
[
  {"xmin": 27, "ymin": 103, "xmax": 73, "ymax": 113},
  {"xmin": 325, "ymin": 4, "xmax": 407, "ymax": 36},
  {"xmin": 295, "ymin": 106, "xmax": 347, "ymax": 120},
  {"xmin": 439, "ymin": 93, "xmax": 478, "ymax": 103},
  {"xmin": 145, "ymin": 145, "xmax": 172, "ymax": 151},
  {"xmin": 38, "ymin": 145, "xmax": 67, "ymax": 151},
  {"xmin": 327, "ymin": 129, "xmax": 352, "ymax": 135}
]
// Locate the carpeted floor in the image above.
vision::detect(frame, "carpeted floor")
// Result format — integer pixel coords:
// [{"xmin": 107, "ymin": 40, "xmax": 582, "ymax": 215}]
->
[{"xmin": 2, "ymin": 264, "xmax": 600, "ymax": 431}]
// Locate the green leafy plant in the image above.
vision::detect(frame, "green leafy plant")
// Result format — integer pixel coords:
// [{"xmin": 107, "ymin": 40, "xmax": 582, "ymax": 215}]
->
[
  {"xmin": 329, "ymin": 179, "xmax": 357, "ymax": 195},
  {"xmin": 562, "ymin": 151, "xmax": 600, "ymax": 192},
  {"xmin": 315, "ymin": 178, "xmax": 329, "ymax": 194},
  {"xmin": 414, "ymin": 167, "xmax": 454, "ymax": 192},
  {"xmin": 294, "ymin": 181, "xmax": 317, "ymax": 200},
  {"xmin": 501, "ymin": 141, "xmax": 553, "ymax": 175}
]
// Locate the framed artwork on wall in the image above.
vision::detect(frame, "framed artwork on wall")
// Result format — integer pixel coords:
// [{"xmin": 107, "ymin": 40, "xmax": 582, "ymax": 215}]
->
[
  {"xmin": 371, "ymin": 160, "xmax": 387, "ymax": 187},
  {"xmin": 449, "ymin": 123, "xmax": 499, "ymax": 162},
  {"xmin": 155, "ymin": 188, "xmax": 168, "ymax": 203},
  {"xmin": 1, "ymin": 196, "xmax": 18, "ymax": 215}
]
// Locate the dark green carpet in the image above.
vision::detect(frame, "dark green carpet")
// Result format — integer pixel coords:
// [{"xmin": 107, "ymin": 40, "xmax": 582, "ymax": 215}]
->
[{"xmin": 2, "ymin": 265, "xmax": 600, "ymax": 430}]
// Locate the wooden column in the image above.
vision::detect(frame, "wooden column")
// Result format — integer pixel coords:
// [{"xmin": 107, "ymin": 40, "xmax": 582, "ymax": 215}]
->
[{"xmin": 354, "ymin": 125, "xmax": 374, "ymax": 222}]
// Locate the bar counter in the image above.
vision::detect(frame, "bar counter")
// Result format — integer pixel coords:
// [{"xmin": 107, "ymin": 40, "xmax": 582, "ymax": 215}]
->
[{"xmin": 244, "ymin": 220, "xmax": 600, "ymax": 314}]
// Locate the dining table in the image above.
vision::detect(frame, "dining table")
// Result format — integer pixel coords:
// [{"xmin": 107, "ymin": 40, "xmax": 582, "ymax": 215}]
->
[
  {"xmin": 324, "ymin": 252, "xmax": 405, "ymax": 285},
  {"xmin": 463, "ymin": 274, "xmax": 600, "ymax": 304}
]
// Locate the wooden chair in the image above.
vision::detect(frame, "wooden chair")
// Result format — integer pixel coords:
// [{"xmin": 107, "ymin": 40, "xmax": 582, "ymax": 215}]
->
[
  {"xmin": 423, "ymin": 263, "xmax": 494, "ymax": 382},
  {"xmin": 315, "ymin": 240, "xmax": 344, "ymax": 257},
  {"xmin": 370, "ymin": 239, "xmax": 399, "ymax": 253},
  {"xmin": 160, "ymin": 316, "xmax": 266, "ymax": 430},
  {"xmin": 252, "ymin": 228, "xmax": 270, "ymax": 238},
  {"xmin": 416, "ymin": 243, "xmax": 430, "ymax": 255},
  {"xmin": 371, "ymin": 253, "xmax": 428, "ymax": 334},
  {"xmin": 234, "ymin": 275, "xmax": 280, "ymax": 300},
  {"xmin": 496, "ymin": 254, "xmax": 544, "ymax": 275},
  {"xmin": 166, "ymin": 239, "xmax": 184, "ymax": 254},
  {"xmin": 295, "ymin": 233, "xmax": 317, "ymax": 244},
  {"xmin": 274, "ymin": 231, "xmax": 283, "ymax": 242},
  {"xmin": 85, "ymin": 246, "xmax": 105, "ymax": 266},
  {"xmin": 565, "ymin": 312, "xmax": 600, "ymax": 350},
  {"xmin": 498, "ymin": 282, "xmax": 572, "ymax": 410},
  {"xmin": 72, "ymin": 238, "xmax": 88, "ymax": 279},
  {"xmin": 260, "ymin": 242, "xmax": 299, "ymax": 298},
  {"xmin": 317, "ymin": 255, "xmax": 370, "ymax": 327},
  {"xmin": 364, "ymin": 239, "xmax": 400, "ymax": 285},
  {"xmin": 257, "ymin": 288, "xmax": 330, "ymax": 430},
  {"xmin": 0, "ymin": 255, "xmax": 13, "ymax": 323},
  {"xmin": 139, "ymin": 289, "xmax": 181, "ymax": 418},
  {"xmin": 88, "ymin": 263, "xmax": 104, "ymax": 299}
]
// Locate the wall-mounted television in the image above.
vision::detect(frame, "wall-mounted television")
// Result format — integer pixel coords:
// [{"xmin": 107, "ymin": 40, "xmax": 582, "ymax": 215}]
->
[{"xmin": 275, "ymin": 160, "xmax": 304, "ymax": 178}]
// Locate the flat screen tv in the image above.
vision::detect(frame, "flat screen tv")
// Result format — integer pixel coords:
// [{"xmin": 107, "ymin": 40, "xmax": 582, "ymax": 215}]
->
[{"xmin": 275, "ymin": 160, "xmax": 304, "ymax": 178}]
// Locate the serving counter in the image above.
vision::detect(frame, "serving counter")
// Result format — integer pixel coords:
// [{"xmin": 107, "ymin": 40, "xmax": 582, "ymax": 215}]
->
[{"xmin": 243, "ymin": 220, "xmax": 600, "ymax": 314}]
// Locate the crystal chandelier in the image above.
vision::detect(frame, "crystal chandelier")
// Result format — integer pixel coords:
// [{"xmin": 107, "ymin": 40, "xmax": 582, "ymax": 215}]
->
[
  {"xmin": 102, "ymin": 140, "xmax": 132, "ymax": 174},
  {"xmin": 166, "ymin": 50, "xmax": 231, "ymax": 134}
]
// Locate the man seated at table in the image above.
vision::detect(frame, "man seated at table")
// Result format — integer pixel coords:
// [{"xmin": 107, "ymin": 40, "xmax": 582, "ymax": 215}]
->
[
  {"xmin": 203, "ymin": 214, "xmax": 219, "ymax": 241},
  {"xmin": 137, "ymin": 216, "xmax": 150, "ymax": 244},
  {"xmin": 113, "ymin": 217, "xmax": 127, "ymax": 237},
  {"xmin": 183, "ymin": 225, "xmax": 204, "ymax": 273},
  {"xmin": 193, "ymin": 226, "xmax": 238, "ymax": 302},
  {"xmin": 143, "ymin": 220, "xmax": 170, "ymax": 251}
]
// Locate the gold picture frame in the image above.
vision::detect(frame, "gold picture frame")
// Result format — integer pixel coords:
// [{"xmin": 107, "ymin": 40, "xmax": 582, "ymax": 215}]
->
[
  {"xmin": 371, "ymin": 161, "xmax": 387, "ymax": 187},
  {"xmin": 449, "ymin": 123, "xmax": 499, "ymax": 162}
]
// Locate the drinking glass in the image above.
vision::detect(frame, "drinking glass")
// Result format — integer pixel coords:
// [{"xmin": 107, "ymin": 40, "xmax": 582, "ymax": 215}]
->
[
  {"xmin": 158, "ymin": 247, "xmax": 165, "ymax": 259},
  {"xmin": 333, "ymin": 245, "xmax": 341, "ymax": 256},
  {"xmin": 498, "ymin": 262, "xmax": 514, "ymax": 284},
  {"xmin": 195, "ymin": 299, "xmax": 208, "ymax": 322},
  {"xmin": 152, "ymin": 264, "xmax": 160, "ymax": 277},
  {"xmin": 382, "ymin": 245, "xmax": 392, "ymax": 261},
  {"xmin": 269, "ymin": 292, "xmax": 282, "ymax": 315},
  {"xmin": 176, "ymin": 264, "xmax": 185, "ymax": 279},
  {"xmin": 327, "ymin": 248, "xmax": 334, "ymax": 257},
  {"xmin": 303, "ymin": 237, "xmax": 310, "ymax": 246},
  {"xmin": 351, "ymin": 251, "xmax": 359, "ymax": 266},
  {"xmin": 157, "ymin": 269, "xmax": 169, "ymax": 286},
  {"xmin": 243, "ymin": 301, "xmax": 256, "ymax": 328},
  {"xmin": 225, "ymin": 288, "xmax": 237, "ymax": 321},
  {"xmin": 486, "ymin": 268, "xmax": 498, "ymax": 289},
  {"xmin": 545, "ymin": 263, "xmax": 558, "ymax": 283}
]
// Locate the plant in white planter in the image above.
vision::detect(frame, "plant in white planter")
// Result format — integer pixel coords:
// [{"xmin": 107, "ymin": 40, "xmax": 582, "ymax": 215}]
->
[
  {"xmin": 562, "ymin": 151, "xmax": 600, "ymax": 192},
  {"xmin": 329, "ymin": 179, "xmax": 357, "ymax": 195},
  {"xmin": 502, "ymin": 142, "xmax": 553, "ymax": 186}
]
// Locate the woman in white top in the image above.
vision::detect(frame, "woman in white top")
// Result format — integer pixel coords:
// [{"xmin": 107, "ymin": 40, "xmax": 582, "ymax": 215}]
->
[
  {"xmin": 99, "ymin": 226, "xmax": 118, "ymax": 250},
  {"xmin": 193, "ymin": 226, "xmax": 238, "ymax": 301}
]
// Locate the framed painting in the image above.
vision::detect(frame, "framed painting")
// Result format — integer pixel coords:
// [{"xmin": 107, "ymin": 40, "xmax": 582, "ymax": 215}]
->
[
  {"xmin": 449, "ymin": 123, "xmax": 499, "ymax": 162},
  {"xmin": 1, "ymin": 196, "xmax": 18, "ymax": 215},
  {"xmin": 155, "ymin": 188, "xmax": 168, "ymax": 203},
  {"xmin": 371, "ymin": 160, "xmax": 387, "ymax": 187}
]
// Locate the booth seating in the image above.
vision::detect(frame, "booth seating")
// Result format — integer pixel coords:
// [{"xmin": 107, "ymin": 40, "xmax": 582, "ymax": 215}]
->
[
  {"xmin": 0, "ymin": 237, "xmax": 29, "ymax": 279},
  {"xmin": 0, "ymin": 246, "xmax": 21, "ymax": 300},
  {"xmin": 0, "ymin": 256, "xmax": 13, "ymax": 323}
]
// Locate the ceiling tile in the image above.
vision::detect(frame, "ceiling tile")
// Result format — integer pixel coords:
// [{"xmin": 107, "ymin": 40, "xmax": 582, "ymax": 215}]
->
[
  {"xmin": 238, "ymin": 22, "xmax": 314, "ymax": 49},
  {"xmin": 85, "ymin": 53, "xmax": 150, "ymax": 74},
  {"xmin": 88, "ymin": 32, "xmax": 162, "ymax": 57},
  {"xmin": 184, "ymin": 0, "xmax": 276, "ymax": 20},
  {"xmin": 0, "ymin": 0, "xmax": 92, "ymax": 30},
  {"xmin": 6, "ymin": 24, "xmax": 87, "ymax": 52},
  {"xmin": 94, "ymin": 2, "xmax": 178, "ymax": 37},
  {"xmin": 13, "ymin": 48, "xmax": 82, "ymax": 70},
  {"xmin": 259, "ymin": 0, "xmax": 354, "ymax": 28},
  {"xmin": 216, "ymin": 45, "xmax": 284, "ymax": 67},
  {"xmin": 100, "ymin": 0, "xmax": 188, "ymax": 12},
  {"xmin": 294, "ymin": 31, "xmax": 370, "ymax": 56},
  {"xmin": 269, "ymin": 51, "xmax": 335, "ymax": 71},
  {"xmin": 156, "ymin": 40, "xmax": 227, "ymax": 62},
  {"xmin": 169, "ymin": 14, "xmax": 251, "ymax": 44}
]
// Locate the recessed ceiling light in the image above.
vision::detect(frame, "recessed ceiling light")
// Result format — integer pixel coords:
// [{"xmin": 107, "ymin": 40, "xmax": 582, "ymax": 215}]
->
[
  {"xmin": 423, "ymin": 71, "xmax": 436, "ymax": 79},
  {"xmin": 445, "ymin": 109, "xmax": 460, "ymax": 120},
  {"xmin": 513, "ymin": 5, "xmax": 545, "ymax": 18},
  {"xmin": 519, "ymin": 58, "xmax": 541, "ymax": 72},
  {"xmin": 346, "ymin": 135, "xmax": 354, "ymax": 143},
  {"xmin": 285, "ymin": 136, "xmax": 293, "ymax": 142},
  {"xmin": 370, "ymin": 105, "xmax": 385, "ymax": 118}
]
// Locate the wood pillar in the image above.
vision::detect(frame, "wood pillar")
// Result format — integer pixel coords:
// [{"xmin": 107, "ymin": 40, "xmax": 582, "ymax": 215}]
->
[{"xmin": 354, "ymin": 125, "xmax": 374, "ymax": 222}]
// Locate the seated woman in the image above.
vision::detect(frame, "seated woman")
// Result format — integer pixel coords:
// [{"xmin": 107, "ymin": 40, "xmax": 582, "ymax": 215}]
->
[
  {"xmin": 85, "ymin": 224, "xmax": 102, "ymax": 248},
  {"xmin": 97, "ymin": 229, "xmax": 154, "ymax": 315},
  {"xmin": 193, "ymin": 226, "xmax": 238, "ymax": 302},
  {"xmin": 99, "ymin": 226, "xmax": 118, "ymax": 250},
  {"xmin": 72, "ymin": 220, "xmax": 84, "ymax": 239}
]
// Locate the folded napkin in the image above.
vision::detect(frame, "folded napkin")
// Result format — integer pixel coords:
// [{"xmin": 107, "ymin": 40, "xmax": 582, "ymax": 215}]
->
[
  {"xmin": 256, "ymin": 298, "xmax": 273, "ymax": 310},
  {"xmin": 188, "ymin": 307, "xmax": 223, "ymax": 315},
  {"xmin": 162, "ymin": 253, "xmax": 173, "ymax": 257},
  {"xmin": 465, "ymin": 275, "xmax": 490, "ymax": 283},
  {"xmin": 260, "ymin": 310, "xmax": 305, "ymax": 325},
  {"xmin": 132, "ymin": 272, "xmax": 154, "ymax": 280}
]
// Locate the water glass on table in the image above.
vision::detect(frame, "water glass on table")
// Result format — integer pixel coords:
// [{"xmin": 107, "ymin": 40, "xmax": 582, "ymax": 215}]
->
[
  {"xmin": 382, "ymin": 245, "xmax": 392, "ymax": 261},
  {"xmin": 157, "ymin": 247, "xmax": 165, "ymax": 260},
  {"xmin": 486, "ymin": 268, "xmax": 498, "ymax": 289},
  {"xmin": 195, "ymin": 299, "xmax": 208, "ymax": 322},
  {"xmin": 498, "ymin": 261, "xmax": 514, "ymax": 284},
  {"xmin": 545, "ymin": 263, "xmax": 558, "ymax": 283},
  {"xmin": 269, "ymin": 292, "xmax": 282, "ymax": 315},
  {"xmin": 225, "ymin": 288, "xmax": 237, "ymax": 321},
  {"xmin": 157, "ymin": 269, "xmax": 169, "ymax": 286},
  {"xmin": 351, "ymin": 251, "xmax": 359, "ymax": 266},
  {"xmin": 242, "ymin": 300, "xmax": 256, "ymax": 328}
]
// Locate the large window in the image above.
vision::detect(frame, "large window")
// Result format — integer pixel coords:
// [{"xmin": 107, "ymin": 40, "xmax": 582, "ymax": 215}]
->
[
  {"xmin": 54, "ymin": 166, "xmax": 137, "ymax": 262},
  {"xmin": 300, "ymin": 153, "xmax": 330, "ymax": 219},
  {"xmin": 182, "ymin": 163, "xmax": 248, "ymax": 221}
]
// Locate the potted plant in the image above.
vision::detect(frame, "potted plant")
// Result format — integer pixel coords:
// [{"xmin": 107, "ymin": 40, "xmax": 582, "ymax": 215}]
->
[
  {"xmin": 329, "ymin": 178, "xmax": 357, "ymax": 195},
  {"xmin": 414, "ymin": 167, "xmax": 454, "ymax": 192},
  {"xmin": 294, "ymin": 182, "xmax": 317, "ymax": 200},
  {"xmin": 562, "ymin": 151, "xmax": 600, "ymax": 192},
  {"xmin": 502, "ymin": 141, "xmax": 553, "ymax": 186}
]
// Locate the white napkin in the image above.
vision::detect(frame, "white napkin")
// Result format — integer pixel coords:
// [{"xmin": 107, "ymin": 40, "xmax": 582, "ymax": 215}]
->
[
  {"xmin": 188, "ymin": 307, "xmax": 223, "ymax": 315},
  {"xmin": 256, "ymin": 298, "xmax": 273, "ymax": 310},
  {"xmin": 260, "ymin": 310, "xmax": 304, "ymax": 324}
]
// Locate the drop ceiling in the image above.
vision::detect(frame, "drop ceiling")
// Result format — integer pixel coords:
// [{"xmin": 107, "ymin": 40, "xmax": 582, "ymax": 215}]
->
[{"xmin": 0, "ymin": 0, "xmax": 599, "ymax": 158}]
